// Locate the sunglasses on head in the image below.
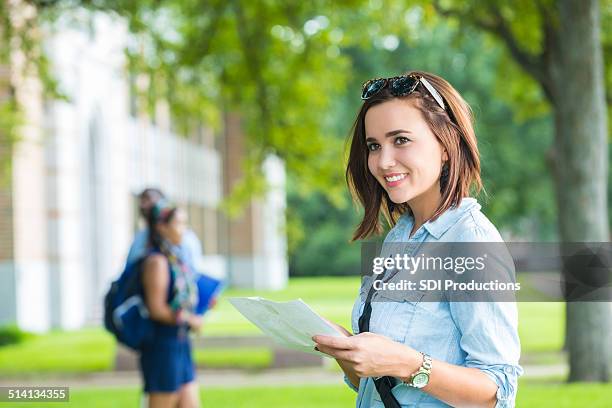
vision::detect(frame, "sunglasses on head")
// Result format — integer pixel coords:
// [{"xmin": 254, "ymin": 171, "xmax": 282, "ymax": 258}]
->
[{"xmin": 361, "ymin": 74, "xmax": 446, "ymax": 111}]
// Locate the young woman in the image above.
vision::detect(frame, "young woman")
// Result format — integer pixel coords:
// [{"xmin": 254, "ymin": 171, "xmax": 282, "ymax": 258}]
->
[
  {"xmin": 126, "ymin": 188, "xmax": 205, "ymax": 273},
  {"xmin": 313, "ymin": 71, "xmax": 522, "ymax": 407},
  {"xmin": 140, "ymin": 200, "xmax": 202, "ymax": 408}
]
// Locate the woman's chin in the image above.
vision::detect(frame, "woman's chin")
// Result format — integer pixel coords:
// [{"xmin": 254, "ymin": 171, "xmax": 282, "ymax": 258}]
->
[{"xmin": 388, "ymin": 192, "xmax": 413, "ymax": 205}]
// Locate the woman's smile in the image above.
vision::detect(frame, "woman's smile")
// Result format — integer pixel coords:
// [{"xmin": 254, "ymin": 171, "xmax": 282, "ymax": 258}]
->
[{"xmin": 384, "ymin": 172, "xmax": 408, "ymax": 187}]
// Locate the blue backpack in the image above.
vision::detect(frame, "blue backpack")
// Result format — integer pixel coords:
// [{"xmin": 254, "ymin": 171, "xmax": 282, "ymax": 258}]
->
[{"xmin": 103, "ymin": 258, "xmax": 154, "ymax": 351}]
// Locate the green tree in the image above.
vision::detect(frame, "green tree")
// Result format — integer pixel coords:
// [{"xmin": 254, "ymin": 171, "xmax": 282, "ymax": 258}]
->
[{"xmin": 431, "ymin": 0, "xmax": 610, "ymax": 382}]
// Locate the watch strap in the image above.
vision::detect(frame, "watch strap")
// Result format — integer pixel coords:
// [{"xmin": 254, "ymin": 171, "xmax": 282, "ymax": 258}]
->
[{"xmin": 406, "ymin": 352, "xmax": 432, "ymax": 387}]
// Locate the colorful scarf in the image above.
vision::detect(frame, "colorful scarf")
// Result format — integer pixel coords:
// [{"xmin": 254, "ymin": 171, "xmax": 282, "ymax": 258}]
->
[{"xmin": 151, "ymin": 200, "xmax": 199, "ymax": 313}]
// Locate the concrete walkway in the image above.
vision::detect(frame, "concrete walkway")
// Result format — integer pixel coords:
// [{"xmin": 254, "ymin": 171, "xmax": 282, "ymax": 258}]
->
[{"xmin": 0, "ymin": 364, "xmax": 566, "ymax": 389}]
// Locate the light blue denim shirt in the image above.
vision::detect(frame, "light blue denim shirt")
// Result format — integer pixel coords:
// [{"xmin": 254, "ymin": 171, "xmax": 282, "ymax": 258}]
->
[{"xmin": 346, "ymin": 198, "xmax": 523, "ymax": 407}]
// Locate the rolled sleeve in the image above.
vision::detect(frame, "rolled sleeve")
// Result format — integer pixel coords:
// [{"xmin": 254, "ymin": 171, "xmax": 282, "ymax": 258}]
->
[
  {"xmin": 471, "ymin": 362, "xmax": 523, "ymax": 408},
  {"xmin": 343, "ymin": 375, "xmax": 359, "ymax": 392},
  {"xmin": 450, "ymin": 300, "xmax": 523, "ymax": 407}
]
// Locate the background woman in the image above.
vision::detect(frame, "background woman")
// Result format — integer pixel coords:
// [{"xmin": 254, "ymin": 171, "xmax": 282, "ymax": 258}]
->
[{"xmin": 140, "ymin": 200, "xmax": 202, "ymax": 408}]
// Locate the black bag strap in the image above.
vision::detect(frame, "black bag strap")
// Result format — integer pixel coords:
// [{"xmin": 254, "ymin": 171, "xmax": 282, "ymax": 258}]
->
[{"xmin": 358, "ymin": 276, "xmax": 402, "ymax": 408}]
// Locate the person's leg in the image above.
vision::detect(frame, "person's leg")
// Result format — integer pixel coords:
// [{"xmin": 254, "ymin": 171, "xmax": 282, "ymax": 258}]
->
[
  {"xmin": 148, "ymin": 392, "xmax": 180, "ymax": 408},
  {"xmin": 177, "ymin": 382, "xmax": 200, "ymax": 408}
]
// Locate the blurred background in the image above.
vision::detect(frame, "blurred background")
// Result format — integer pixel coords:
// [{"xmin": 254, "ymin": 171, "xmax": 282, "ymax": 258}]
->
[{"xmin": 0, "ymin": 0, "xmax": 610, "ymax": 406}]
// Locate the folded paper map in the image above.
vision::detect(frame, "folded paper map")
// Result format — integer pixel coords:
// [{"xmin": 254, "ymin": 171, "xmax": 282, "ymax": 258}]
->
[{"xmin": 228, "ymin": 297, "xmax": 344, "ymax": 354}]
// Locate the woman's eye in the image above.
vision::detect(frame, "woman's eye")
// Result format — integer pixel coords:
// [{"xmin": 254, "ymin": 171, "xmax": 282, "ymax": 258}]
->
[
  {"xmin": 367, "ymin": 143, "xmax": 380, "ymax": 151},
  {"xmin": 395, "ymin": 136, "xmax": 410, "ymax": 145}
]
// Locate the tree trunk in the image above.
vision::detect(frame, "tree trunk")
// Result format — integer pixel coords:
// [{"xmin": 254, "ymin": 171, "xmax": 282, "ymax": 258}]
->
[{"xmin": 550, "ymin": 0, "xmax": 611, "ymax": 382}]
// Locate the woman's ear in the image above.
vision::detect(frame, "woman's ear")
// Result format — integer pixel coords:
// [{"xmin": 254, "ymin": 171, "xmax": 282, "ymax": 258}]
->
[{"xmin": 442, "ymin": 149, "xmax": 448, "ymax": 162}]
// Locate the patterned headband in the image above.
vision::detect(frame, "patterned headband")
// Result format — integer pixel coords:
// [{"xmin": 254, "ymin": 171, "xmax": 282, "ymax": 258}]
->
[{"xmin": 151, "ymin": 199, "xmax": 176, "ymax": 223}]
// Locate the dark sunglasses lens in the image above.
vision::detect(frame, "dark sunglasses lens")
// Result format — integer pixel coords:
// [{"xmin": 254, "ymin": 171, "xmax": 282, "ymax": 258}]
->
[
  {"xmin": 361, "ymin": 79, "xmax": 386, "ymax": 99},
  {"xmin": 390, "ymin": 76, "xmax": 418, "ymax": 96}
]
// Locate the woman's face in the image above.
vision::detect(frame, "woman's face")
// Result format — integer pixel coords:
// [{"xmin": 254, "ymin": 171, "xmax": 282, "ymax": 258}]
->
[
  {"xmin": 365, "ymin": 98, "xmax": 447, "ymax": 206},
  {"xmin": 156, "ymin": 208, "xmax": 187, "ymax": 246}
]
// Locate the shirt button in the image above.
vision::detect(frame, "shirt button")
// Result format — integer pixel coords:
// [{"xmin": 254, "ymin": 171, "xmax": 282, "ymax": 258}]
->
[{"xmin": 504, "ymin": 366, "xmax": 514, "ymax": 374}]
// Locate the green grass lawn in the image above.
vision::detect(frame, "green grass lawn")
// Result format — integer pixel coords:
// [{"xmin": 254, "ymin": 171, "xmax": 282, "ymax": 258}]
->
[
  {"xmin": 0, "ymin": 328, "xmax": 114, "ymax": 375},
  {"xmin": 518, "ymin": 302, "xmax": 565, "ymax": 353},
  {"xmin": 3, "ymin": 382, "xmax": 610, "ymax": 408},
  {"xmin": 0, "ymin": 276, "xmax": 566, "ymax": 375}
]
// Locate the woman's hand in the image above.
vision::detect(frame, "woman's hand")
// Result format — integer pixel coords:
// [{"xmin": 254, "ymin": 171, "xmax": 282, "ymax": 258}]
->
[
  {"xmin": 208, "ymin": 298, "xmax": 218, "ymax": 310},
  {"xmin": 313, "ymin": 332, "xmax": 421, "ymax": 379},
  {"xmin": 187, "ymin": 314, "xmax": 203, "ymax": 333}
]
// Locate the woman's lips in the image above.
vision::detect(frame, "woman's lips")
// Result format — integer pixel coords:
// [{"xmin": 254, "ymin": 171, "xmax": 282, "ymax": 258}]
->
[{"xmin": 384, "ymin": 173, "xmax": 407, "ymax": 187}]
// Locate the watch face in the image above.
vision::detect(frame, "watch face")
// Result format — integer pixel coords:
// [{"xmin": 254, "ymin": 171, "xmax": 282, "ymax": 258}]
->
[{"xmin": 412, "ymin": 372, "xmax": 429, "ymax": 388}]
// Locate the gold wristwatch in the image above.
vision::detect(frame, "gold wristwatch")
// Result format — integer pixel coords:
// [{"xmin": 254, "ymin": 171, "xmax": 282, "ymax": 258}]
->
[{"xmin": 404, "ymin": 352, "xmax": 432, "ymax": 389}]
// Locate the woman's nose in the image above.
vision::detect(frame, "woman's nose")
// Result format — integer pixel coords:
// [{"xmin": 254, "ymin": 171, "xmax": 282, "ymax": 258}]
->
[{"xmin": 378, "ymin": 147, "xmax": 396, "ymax": 169}]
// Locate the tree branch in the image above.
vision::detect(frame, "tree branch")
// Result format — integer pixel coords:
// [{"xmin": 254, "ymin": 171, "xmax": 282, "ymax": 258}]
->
[
  {"xmin": 432, "ymin": 0, "xmax": 549, "ymax": 94},
  {"xmin": 533, "ymin": 0, "xmax": 559, "ymax": 101}
]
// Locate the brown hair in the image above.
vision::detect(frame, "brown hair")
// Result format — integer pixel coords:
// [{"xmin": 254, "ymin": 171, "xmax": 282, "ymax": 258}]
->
[{"xmin": 346, "ymin": 70, "xmax": 482, "ymax": 241}]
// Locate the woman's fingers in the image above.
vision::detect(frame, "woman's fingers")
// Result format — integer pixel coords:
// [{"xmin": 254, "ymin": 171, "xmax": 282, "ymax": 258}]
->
[
  {"xmin": 313, "ymin": 335, "xmax": 356, "ymax": 360},
  {"xmin": 315, "ymin": 344, "xmax": 354, "ymax": 361},
  {"xmin": 312, "ymin": 335, "xmax": 353, "ymax": 349}
]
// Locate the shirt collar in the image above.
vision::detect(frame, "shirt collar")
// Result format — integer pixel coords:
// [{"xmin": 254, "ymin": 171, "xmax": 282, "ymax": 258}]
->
[{"xmin": 410, "ymin": 197, "xmax": 480, "ymax": 240}]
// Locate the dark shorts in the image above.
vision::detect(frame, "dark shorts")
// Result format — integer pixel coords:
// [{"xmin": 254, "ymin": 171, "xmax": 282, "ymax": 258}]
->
[{"xmin": 139, "ymin": 335, "xmax": 195, "ymax": 393}]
